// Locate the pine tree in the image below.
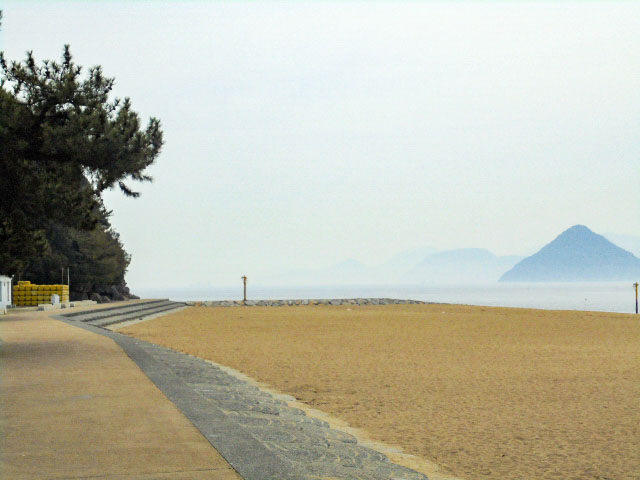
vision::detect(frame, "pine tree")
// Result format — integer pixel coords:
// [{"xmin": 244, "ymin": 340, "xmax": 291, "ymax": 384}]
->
[{"xmin": 0, "ymin": 45, "xmax": 162, "ymax": 296}]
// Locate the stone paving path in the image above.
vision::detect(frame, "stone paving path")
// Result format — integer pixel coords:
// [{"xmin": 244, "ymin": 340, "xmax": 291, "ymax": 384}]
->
[{"xmin": 59, "ymin": 313, "xmax": 429, "ymax": 480}]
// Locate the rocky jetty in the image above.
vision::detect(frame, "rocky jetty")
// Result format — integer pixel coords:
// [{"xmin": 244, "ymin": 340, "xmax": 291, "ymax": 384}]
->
[{"xmin": 185, "ymin": 298, "xmax": 426, "ymax": 307}]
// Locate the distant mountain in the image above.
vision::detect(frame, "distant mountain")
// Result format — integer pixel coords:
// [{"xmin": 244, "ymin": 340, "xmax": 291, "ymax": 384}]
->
[
  {"xmin": 375, "ymin": 247, "xmax": 438, "ymax": 279},
  {"xmin": 500, "ymin": 225, "xmax": 640, "ymax": 282},
  {"xmin": 408, "ymin": 248, "xmax": 523, "ymax": 284},
  {"xmin": 603, "ymin": 232, "xmax": 640, "ymax": 257},
  {"xmin": 265, "ymin": 245, "xmax": 527, "ymax": 286}
]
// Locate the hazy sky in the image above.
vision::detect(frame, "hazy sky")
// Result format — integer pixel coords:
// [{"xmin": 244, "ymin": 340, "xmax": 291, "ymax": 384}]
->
[{"xmin": 2, "ymin": 1, "xmax": 639, "ymax": 288}]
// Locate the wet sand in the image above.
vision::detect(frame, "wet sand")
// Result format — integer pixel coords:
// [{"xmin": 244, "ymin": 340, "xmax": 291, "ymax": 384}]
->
[{"xmin": 120, "ymin": 304, "xmax": 640, "ymax": 480}]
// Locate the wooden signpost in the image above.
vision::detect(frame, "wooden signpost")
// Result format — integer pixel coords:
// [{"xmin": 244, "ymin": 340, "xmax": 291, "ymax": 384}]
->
[{"xmin": 241, "ymin": 275, "xmax": 248, "ymax": 303}]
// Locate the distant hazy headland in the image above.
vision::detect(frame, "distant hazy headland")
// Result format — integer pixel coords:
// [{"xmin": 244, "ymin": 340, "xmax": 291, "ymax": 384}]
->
[{"xmin": 267, "ymin": 225, "xmax": 640, "ymax": 285}]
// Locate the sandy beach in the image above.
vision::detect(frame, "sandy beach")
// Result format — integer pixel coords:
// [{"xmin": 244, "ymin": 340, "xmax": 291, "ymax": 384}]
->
[{"xmin": 120, "ymin": 304, "xmax": 640, "ymax": 480}]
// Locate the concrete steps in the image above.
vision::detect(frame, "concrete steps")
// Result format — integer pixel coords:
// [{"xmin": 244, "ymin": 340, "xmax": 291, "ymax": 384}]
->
[
  {"xmin": 93, "ymin": 303, "xmax": 186, "ymax": 327},
  {"xmin": 62, "ymin": 299, "xmax": 186, "ymax": 328},
  {"xmin": 62, "ymin": 299, "xmax": 168, "ymax": 320}
]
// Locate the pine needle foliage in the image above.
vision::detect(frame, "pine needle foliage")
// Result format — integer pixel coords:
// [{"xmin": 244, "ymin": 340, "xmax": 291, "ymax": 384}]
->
[{"xmin": 0, "ymin": 45, "xmax": 162, "ymax": 293}]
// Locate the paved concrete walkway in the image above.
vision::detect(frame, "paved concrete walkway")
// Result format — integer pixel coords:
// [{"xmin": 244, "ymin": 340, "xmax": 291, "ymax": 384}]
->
[{"xmin": 0, "ymin": 309, "xmax": 241, "ymax": 479}]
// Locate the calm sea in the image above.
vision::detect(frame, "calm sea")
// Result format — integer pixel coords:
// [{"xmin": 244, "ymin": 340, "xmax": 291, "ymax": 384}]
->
[{"xmin": 136, "ymin": 282, "xmax": 639, "ymax": 314}]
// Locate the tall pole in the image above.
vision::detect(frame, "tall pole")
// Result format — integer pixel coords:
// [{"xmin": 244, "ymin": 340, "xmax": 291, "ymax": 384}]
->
[
  {"xmin": 634, "ymin": 282, "xmax": 638, "ymax": 314},
  {"xmin": 241, "ymin": 275, "xmax": 247, "ymax": 303}
]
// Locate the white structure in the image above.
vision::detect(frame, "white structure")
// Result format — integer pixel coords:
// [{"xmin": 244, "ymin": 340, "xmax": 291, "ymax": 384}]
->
[{"xmin": 0, "ymin": 275, "xmax": 12, "ymax": 314}]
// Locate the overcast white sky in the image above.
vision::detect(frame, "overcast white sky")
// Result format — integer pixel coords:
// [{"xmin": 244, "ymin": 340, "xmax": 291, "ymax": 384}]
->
[{"xmin": 2, "ymin": 1, "xmax": 639, "ymax": 288}]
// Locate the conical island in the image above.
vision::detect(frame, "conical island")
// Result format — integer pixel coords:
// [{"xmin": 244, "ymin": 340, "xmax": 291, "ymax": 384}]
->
[{"xmin": 500, "ymin": 225, "xmax": 640, "ymax": 282}]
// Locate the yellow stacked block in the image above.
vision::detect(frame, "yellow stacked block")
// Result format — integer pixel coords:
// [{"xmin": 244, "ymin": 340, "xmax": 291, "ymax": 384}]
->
[{"xmin": 12, "ymin": 282, "xmax": 70, "ymax": 306}]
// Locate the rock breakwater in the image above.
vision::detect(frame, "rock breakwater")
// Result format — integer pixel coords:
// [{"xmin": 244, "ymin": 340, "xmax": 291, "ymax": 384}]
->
[{"xmin": 184, "ymin": 298, "xmax": 426, "ymax": 307}]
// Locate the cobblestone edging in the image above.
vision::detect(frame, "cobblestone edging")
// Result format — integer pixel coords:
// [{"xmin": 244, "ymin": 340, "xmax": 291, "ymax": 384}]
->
[
  {"xmin": 186, "ymin": 298, "xmax": 427, "ymax": 307},
  {"xmin": 56, "ymin": 314, "xmax": 430, "ymax": 480}
]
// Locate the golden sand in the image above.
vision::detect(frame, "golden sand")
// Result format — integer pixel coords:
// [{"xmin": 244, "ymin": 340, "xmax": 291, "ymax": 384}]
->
[{"xmin": 120, "ymin": 304, "xmax": 640, "ymax": 480}]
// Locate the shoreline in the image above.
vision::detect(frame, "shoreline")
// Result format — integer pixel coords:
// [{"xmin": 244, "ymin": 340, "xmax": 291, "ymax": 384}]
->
[
  {"xmin": 137, "ymin": 281, "xmax": 638, "ymax": 314},
  {"xmin": 180, "ymin": 297, "xmax": 637, "ymax": 316}
]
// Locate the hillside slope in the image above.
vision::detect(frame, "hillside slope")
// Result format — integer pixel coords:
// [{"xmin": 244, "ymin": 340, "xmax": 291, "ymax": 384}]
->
[{"xmin": 500, "ymin": 225, "xmax": 640, "ymax": 282}]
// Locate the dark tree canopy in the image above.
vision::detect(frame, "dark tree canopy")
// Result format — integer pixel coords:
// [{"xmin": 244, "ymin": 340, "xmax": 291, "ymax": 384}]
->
[
  {"xmin": 0, "ymin": 46, "xmax": 162, "ymax": 296},
  {"xmin": 25, "ymin": 212, "xmax": 132, "ymax": 296}
]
